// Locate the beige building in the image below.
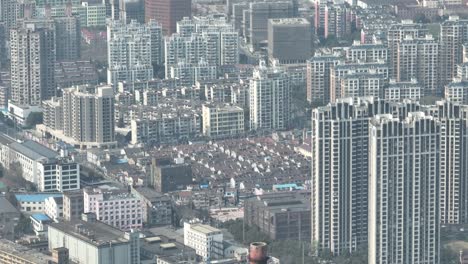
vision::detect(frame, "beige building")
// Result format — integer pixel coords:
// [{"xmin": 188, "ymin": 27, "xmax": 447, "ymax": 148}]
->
[{"xmin": 202, "ymin": 103, "xmax": 244, "ymax": 139}]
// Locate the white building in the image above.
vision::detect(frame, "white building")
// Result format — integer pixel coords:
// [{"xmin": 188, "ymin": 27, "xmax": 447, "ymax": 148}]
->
[
  {"xmin": 306, "ymin": 50, "xmax": 343, "ymax": 104},
  {"xmin": 249, "ymin": 61, "xmax": 291, "ymax": 131},
  {"xmin": 184, "ymin": 221, "xmax": 223, "ymax": 261},
  {"xmin": 339, "ymin": 70, "xmax": 385, "ymax": 98},
  {"xmin": 44, "ymin": 196, "xmax": 63, "ymax": 222},
  {"xmin": 107, "ymin": 19, "xmax": 162, "ymax": 86},
  {"xmin": 48, "ymin": 215, "xmax": 140, "ymax": 264},
  {"xmin": 202, "ymin": 103, "xmax": 244, "ymax": 139},
  {"xmin": 445, "ymin": 79, "xmax": 468, "ymax": 104},
  {"xmin": 38, "ymin": 85, "xmax": 117, "ymax": 149},
  {"xmin": 7, "ymin": 141, "xmax": 80, "ymax": 192},
  {"xmin": 83, "ymin": 187, "xmax": 143, "ymax": 231},
  {"xmin": 169, "ymin": 59, "xmax": 217, "ymax": 86},
  {"xmin": 368, "ymin": 113, "xmax": 439, "ymax": 264},
  {"xmin": 384, "ymin": 79, "xmax": 421, "ymax": 102}
]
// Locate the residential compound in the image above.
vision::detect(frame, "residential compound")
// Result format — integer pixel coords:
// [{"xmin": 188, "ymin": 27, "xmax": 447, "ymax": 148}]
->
[
  {"xmin": 0, "ymin": 135, "xmax": 79, "ymax": 192},
  {"xmin": 249, "ymin": 61, "xmax": 291, "ymax": 131},
  {"xmin": 165, "ymin": 15, "xmax": 239, "ymax": 78},
  {"xmin": 107, "ymin": 19, "xmax": 163, "ymax": 86},
  {"xmin": 39, "ymin": 85, "xmax": 116, "ymax": 149}
]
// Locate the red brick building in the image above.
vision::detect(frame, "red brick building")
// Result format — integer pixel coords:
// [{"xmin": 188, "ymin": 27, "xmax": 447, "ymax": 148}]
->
[{"xmin": 145, "ymin": 0, "xmax": 191, "ymax": 35}]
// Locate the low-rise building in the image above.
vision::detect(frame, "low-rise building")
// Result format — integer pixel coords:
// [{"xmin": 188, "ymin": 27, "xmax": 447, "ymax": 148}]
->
[
  {"xmin": 62, "ymin": 190, "xmax": 84, "ymax": 221},
  {"xmin": 149, "ymin": 158, "xmax": 193, "ymax": 193},
  {"xmin": 44, "ymin": 196, "xmax": 63, "ymax": 221},
  {"xmin": 202, "ymin": 103, "xmax": 245, "ymax": 139},
  {"xmin": 48, "ymin": 213, "xmax": 140, "ymax": 264},
  {"xmin": 0, "ymin": 238, "xmax": 54, "ymax": 264},
  {"xmin": 15, "ymin": 193, "xmax": 63, "ymax": 214},
  {"xmin": 141, "ymin": 234, "xmax": 197, "ymax": 263},
  {"xmin": 55, "ymin": 60, "xmax": 99, "ymax": 89},
  {"xmin": 131, "ymin": 187, "xmax": 172, "ymax": 226},
  {"xmin": 0, "ymin": 196, "xmax": 20, "ymax": 240},
  {"xmin": 184, "ymin": 221, "xmax": 224, "ymax": 260},
  {"xmin": 83, "ymin": 187, "xmax": 143, "ymax": 231},
  {"xmin": 30, "ymin": 213, "xmax": 53, "ymax": 238},
  {"xmin": 7, "ymin": 140, "xmax": 80, "ymax": 192},
  {"xmin": 244, "ymin": 192, "xmax": 311, "ymax": 242}
]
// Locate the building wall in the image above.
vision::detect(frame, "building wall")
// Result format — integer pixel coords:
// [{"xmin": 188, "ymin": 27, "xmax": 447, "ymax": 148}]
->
[{"xmin": 48, "ymin": 226, "xmax": 131, "ymax": 264}]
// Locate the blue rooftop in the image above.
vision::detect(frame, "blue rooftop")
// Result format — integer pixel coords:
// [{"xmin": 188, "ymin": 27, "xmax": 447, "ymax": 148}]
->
[
  {"xmin": 31, "ymin": 213, "xmax": 51, "ymax": 222},
  {"xmin": 273, "ymin": 183, "xmax": 304, "ymax": 190},
  {"xmin": 15, "ymin": 193, "xmax": 62, "ymax": 203}
]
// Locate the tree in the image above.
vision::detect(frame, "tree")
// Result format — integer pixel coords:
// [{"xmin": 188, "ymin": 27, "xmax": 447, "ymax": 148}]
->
[
  {"xmin": 14, "ymin": 214, "xmax": 32, "ymax": 236},
  {"xmin": 25, "ymin": 112, "xmax": 43, "ymax": 128}
]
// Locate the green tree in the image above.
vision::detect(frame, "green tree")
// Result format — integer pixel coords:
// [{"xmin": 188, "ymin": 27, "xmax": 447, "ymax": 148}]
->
[
  {"xmin": 14, "ymin": 214, "xmax": 32, "ymax": 236},
  {"xmin": 25, "ymin": 112, "xmax": 43, "ymax": 128}
]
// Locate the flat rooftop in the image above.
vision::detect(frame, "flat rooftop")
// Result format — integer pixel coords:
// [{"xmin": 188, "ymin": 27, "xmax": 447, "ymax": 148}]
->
[
  {"xmin": 0, "ymin": 238, "xmax": 53, "ymax": 263},
  {"xmin": 190, "ymin": 223, "xmax": 221, "ymax": 235},
  {"xmin": 15, "ymin": 193, "xmax": 63, "ymax": 203},
  {"xmin": 49, "ymin": 219, "xmax": 128, "ymax": 247},
  {"xmin": 9, "ymin": 140, "xmax": 58, "ymax": 161}
]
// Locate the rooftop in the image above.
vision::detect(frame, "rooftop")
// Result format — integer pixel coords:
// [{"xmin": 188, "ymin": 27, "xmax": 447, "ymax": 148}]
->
[
  {"xmin": 49, "ymin": 219, "xmax": 129, "ymax": 247},
  {"xmin": 15, "ymin": 193, "xmax": 63, "ymax": 203},
  {"xmin": 190, "ymin": 223, "xmax": 221, "ymax": 235},
  {"xmin": 0, "ymin": 238, "xmax": 53, "ymax": 263},
  {"xmin": 0, "ymin": 196, "xmax": 19, "ymax": 214},
  {"xmin": 31, "ymin": 213, "xmax": 52, "ymax": 222},
  {"xmin": 9, "ymin": 141, "xmax": 58, "ymax": 161}
]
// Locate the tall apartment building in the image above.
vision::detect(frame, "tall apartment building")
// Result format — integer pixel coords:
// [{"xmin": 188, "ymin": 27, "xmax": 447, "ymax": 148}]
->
[
  {"xmin": 54, "ymin": 13, "xmax": 80, "ymax": 61},
  {"xmin": 384, "ymin": 79, "xmax": 422, "ymax": 102},
  {"xmin": 345, "ymin": 41, "xmax": 388, "ymax": 63},
  {"xmin": 428, "ymin": 101, "xmax": 468, "ymax": 224},
  {"xmin": 330, "ymin": 61, "xmax": 389, "ymax": 102},
  {"xmin": 83, "ymin": 187, "xmax": 143, "ymax": 231},
  {"xmin": 445, "ymin": 79, "xmax": 468, "ymax": 104},
  {"xmin": 440, "ymin": 16, "xmax": 468, "ymax": 87},
  {"xmin": 306, "ymin": 51, "xmax": 343, "ymax": 104},
  {"xmin": 339, "ymin": 70, "xmax": 386, "ymax": 98},
  {"xmin": 165, "ymin": 15, "xmax": 239, "ymax": 77},
  {"xmin": 267, "ymin": 18, "xmax": 313, "ymax": 64},
  {"xmin": 144, "ymin": 0, "xmax": 191, "ymax": 35},
  {"xmin": 168, "ymin": 60, "xmax": 217, "ymax": 86},
  {"xmin": 10, "ymin": 19, "xmax": 56, "ymax": 106},
  {"xmin": 368, "ymin": 113, "xmax": 439, "ymax": 264},
  {"xmin": 107, "ymin": 19, "xmax": 162, "ymax": 86},
  {"xmin": 387, "ymin": 21, "xmax": 428, "ymax": 79},
  {"xmin": 249, "ymin": 62, "xmax": 290, "ymax": 131},
  {"xmin": 63, "ymin": 85, "xmax": 114, "ymax": 146},
  {"xmin": 396, "ymin": 35, "xmax": 439, "ymax": 96},
  {"xmin": 311, "ymin": 98, "xmax": 420, "ymax": 255},
  {"xmin": 202, "ymin": 103, "xmax": 245, "ymax": 139},
  {"xmin": 324, "ymin": 4, "xmax": 351, "ymax": 39}
]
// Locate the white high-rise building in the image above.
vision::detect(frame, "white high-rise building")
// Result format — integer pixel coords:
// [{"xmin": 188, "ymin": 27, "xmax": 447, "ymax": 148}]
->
[
  {"xmin": 165, "ymin": 15, "xmax": 239, "ymax": 77},
  {"xmin": 61, "ymin": 85, "xmax": 115, "ymax": 148},
  {"xmin": 427, "ymin": 101, "xmax": 468, "ymax": 224},
  {"xmin": 368, "ymin": 113, "xmax": 440, "ymax": 264},
  {"xmin": 440, "ymin": 16, "xmax": 468, "ymax": 87},
  {"xmin": 249, "ymin": 61, "xmax": 290, "ymax": 131},
  {"xmin": 311, "ymin": 98, "xmax": 421, "ymax": 256},
  {"xmin": 396, "ymin": 35, "xmax": 439, "ymax": 96},
  {"xmin": 107, "ymin": 19, "xmax": 162, "ymax": 86},
  {"xmin": 184, "ymin": 221, "xmax": 224, "ymax": 261},
  {"xmin": 306, "ymin": 50, "xmax": 343, "ymax": 104},
  {"xmin": 10, "ymin": 19, "xmax": 56, "ymax": 106},
  {"xmin": 387, "ymin": 21, "xmax": 428, "ymax": 79},
  {"xmin": 169, "ymin": 59, "xmax": 217, "ymax": 86}
]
